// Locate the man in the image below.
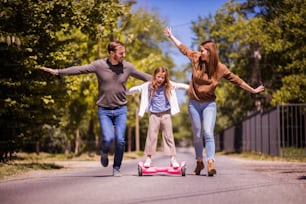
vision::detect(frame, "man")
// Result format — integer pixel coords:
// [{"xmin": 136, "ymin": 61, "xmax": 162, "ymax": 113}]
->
[{"xmin": 41, "ymin": 41, "xmax": 151, "ymax": 176}]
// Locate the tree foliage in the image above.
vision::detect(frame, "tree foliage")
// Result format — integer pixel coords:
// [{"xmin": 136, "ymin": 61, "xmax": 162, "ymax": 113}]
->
[
  {"xmin": 190, "ymin": 0, "xmax": 305, "ymax": 131},
  {"xmin": 0, "ymin": 0, "xmax": 176, "ymax": 160},
  {"xmin": 0, "ymin": 0, "xmax": 126, "ymax": 161}
]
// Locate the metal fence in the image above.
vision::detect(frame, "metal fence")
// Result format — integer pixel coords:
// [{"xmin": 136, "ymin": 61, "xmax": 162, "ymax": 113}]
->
[{"xmin": 215, "ymin": 104, "xmax": 306, "ymax": 157}]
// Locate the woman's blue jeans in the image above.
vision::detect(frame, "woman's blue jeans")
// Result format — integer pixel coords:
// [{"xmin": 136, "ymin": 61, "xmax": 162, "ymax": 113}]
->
[
  {"xmin": 188, "ymin": 99, "xmax": 216, "ymax": 161},
  {"xmin": 98, "ymin": 105, "xmax": 127, "ymax": 168}
]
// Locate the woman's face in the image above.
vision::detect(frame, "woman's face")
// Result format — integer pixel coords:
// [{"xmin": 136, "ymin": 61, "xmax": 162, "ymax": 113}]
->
[
  {"xmin": 154, "ymin": 72, "xmax": 166, "ymax": 86},
  {"xmin": 200, "ymin": 45, "xmax": 209, "ymax": 62}
]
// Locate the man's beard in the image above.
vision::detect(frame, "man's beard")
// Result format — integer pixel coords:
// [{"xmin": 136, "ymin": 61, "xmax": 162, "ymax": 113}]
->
[{"xmin": 114, "ymin": 55, "xmax": 123, "ymax": 63}]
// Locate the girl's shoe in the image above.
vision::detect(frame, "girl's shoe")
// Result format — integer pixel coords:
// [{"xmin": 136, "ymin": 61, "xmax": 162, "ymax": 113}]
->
[
  {"xmin": 170, "ymin": 158, "xmax": 180, "ymax": 168},
  {"xmin": 144, "ymin": 157, "xmax": 152, "ymax": 168},
  {"xmin": 207, "ymin": 160, "xmax": 217, "ymax": 176},
  {"xmin": 193, "ymin": 160, "xmax": 204, "ymax": 175}
]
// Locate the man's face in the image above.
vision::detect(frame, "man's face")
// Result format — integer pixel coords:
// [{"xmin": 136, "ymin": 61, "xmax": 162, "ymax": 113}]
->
[{"xmin": 111, "ymin": 46, "xmax": 126, "ymax": 64}]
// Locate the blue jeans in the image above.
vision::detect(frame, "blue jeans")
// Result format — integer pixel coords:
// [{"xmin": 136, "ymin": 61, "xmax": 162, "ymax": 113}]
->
[
  {"xmin": 98, "ymin": 105, "xmax": 127, "ymax": 168},
  {"xmin": 188, "ymin": 99, "xmax": 216, "ymax": 161}
]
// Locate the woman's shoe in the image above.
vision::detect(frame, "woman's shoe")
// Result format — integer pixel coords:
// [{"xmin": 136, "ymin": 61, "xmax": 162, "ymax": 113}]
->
[
  {"xmin": 207, "ymin": 160, "xmax": 217, "ymax": 176},
  {"xmin": 193, "ymin": 160, "xmax": 204, "ymax": 175}
]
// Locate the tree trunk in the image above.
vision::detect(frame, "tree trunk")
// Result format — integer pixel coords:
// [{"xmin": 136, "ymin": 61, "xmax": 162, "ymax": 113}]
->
[
  {"xmin": 65, "ymin": 140, "xmax": 71, "ymax": 156},
  {"xmin": 252, "ymin": 46, "xmax": 263, "ymax": 112},
  {"xmin": 35, "ymin": 141, "xmax": 40, "ymax": 155},
  {"xmin": 95, "ymin": 135, "xmax": 99, "ymax": 154},
  {"xmin": 135, "ymin": 106, "xmax": 140, "ymax": 152},
  {"xmin": 127, "ymin": 126, "xmax": 132, "ymax": 152},
  {"xmin": 74, "ymin": 128, "xmax": 80, "ymax": 155},
  {"xmin": 97, "ymin": 25, "xmax": 103, "ymax": 58}
]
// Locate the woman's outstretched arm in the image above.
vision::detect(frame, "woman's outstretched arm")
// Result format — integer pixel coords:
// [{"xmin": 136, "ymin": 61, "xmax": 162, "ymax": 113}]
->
[
  {"xmin": 240, "ymin": 82, "xmax": 265, "ymax": 94},
  {"xmin": 164, "ymin": 27, "xmax": 182, "ymax": 48}
]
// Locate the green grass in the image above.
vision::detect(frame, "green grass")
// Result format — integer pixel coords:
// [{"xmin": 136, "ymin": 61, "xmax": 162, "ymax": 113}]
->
[
  {"xmin": 220, "ymin": 148, "xmax": 306, "ymax": 162},
  {"xmin": 0, "ymin": 151, "xmax": 144, "ymax": 180},
  {"xmin": 0, "ymin": 161, "xmax": 63, "ymax": 180},
  {"xmin": 0, "ymin": 152, "xmax": 87, "ymax": 180},
  {"xmin": 281, "ymin": 147, "xmax": 306, "ymax": 161}
]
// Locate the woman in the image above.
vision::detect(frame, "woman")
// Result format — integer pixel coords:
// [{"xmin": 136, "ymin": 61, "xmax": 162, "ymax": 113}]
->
[{"xmin": 164, "ymin": 27, "xmax": 264, "ymax": 176}]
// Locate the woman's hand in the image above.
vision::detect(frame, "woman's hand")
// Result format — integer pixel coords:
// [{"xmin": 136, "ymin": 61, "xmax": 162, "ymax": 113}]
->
[
  {"xmin": 253, "ymin": 84, "xmax": 265, "ymax": 94},
  {"xmin": 240, "ymin": 82, "xmax": 265, "ymax": 94},
  {"xmin": 163, "ymin": 27, "xmax": 182, "ymax": 47},
  {"xmin": 164, "ymin": 27, "xmax": 172, "ymax": 38}
]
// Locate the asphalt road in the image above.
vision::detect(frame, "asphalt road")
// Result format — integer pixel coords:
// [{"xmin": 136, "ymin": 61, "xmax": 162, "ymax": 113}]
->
[{"xmin": 1, "ymin": 148, "xmax": 305, "ymax": 204}]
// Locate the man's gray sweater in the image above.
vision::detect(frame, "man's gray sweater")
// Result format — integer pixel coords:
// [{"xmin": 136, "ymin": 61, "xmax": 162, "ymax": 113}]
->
[{"xmin": 58, "ymin": 59, "xmax": 151, "ymax": 109}]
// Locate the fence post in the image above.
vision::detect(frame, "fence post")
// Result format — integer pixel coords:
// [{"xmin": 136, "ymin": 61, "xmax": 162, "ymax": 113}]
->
[{"xmin": 277, "ymin": 105, "xmax": 281, "ymax": 157}]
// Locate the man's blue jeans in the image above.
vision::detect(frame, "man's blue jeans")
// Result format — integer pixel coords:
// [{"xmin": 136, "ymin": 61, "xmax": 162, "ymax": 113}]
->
[
  {"xmin": 98, "ymin": 105, "xmax": 127, "ymax": 168},
  {"xmin": 188, "ymin": 100, "xmax": 216, "ymax": 161}
]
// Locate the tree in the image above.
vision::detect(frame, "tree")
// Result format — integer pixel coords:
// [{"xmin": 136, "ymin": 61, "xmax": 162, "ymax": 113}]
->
[
  {"xmin": 190, "ymin": 0, "xmax": 305, "ymax": 131},
  {"xmin": 237, "ymin": 0, "xmax": 306, "ymax": 105},
  {"xmin": 0, "ymin": 0, "xmax": 126, "ymax": 161}
]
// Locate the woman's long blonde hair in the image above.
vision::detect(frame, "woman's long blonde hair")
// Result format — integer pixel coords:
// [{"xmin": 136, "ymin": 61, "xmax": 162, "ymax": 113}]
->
[
  {"xmin": 150, "ymin": 66, "xmax": 171, "ymax": 100},
  {"xmin": 199, "ymin": 40, "xmax": 219, "ymax": 78}
]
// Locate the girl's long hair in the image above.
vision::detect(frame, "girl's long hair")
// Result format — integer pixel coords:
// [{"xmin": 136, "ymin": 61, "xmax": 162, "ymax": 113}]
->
[
  {"xmin": 150, "ymin": 67, "xmax": 171, "ymax": 100},
  {"xmin": 199, "ymin": 40, "xmax": 219, "ymax": 78}
]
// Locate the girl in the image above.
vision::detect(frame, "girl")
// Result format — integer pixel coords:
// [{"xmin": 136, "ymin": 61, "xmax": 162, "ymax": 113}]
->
[{"xmin": 127, "ymin": 67, "xmax": 189, "ymax": 168}]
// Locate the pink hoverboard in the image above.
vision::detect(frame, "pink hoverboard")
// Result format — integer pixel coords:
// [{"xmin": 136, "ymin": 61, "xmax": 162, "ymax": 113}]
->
[{"xmin": 137, "ymin": 161, "xmax": 186, "ymax": 176}]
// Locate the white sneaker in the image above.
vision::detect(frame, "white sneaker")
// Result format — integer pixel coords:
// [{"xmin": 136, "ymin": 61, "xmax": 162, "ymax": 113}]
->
[
  {"xmin": 171, "ymin": 158, "xmax": 179, "ymax": 168},
  {"xmin": 144, "ymin": 157, "xmax": 151, "ymax": 168}
]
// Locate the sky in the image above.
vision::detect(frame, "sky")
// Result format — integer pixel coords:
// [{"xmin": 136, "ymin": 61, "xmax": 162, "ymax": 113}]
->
[
  {"xmin": 133, "ymin": 0, "xmax": 229, "ymax": 67},
  {"xmin": 132, "ymin": 0, "xmax": 230, "ymax": 103}
]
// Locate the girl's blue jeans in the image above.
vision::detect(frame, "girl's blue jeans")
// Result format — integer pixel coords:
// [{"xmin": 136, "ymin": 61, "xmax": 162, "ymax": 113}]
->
[{"xmin": 188, "ymin": 99, "xmax": 216, "ymax": 161}]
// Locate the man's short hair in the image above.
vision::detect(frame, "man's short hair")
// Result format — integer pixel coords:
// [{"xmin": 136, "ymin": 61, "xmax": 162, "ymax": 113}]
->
[{"xmin": 107, "ymin": 41, "xmax": 125, "ymax": 53}]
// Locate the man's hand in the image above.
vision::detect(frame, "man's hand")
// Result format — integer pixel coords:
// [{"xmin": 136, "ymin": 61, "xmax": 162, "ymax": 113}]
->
[{"xmin": 40, "ymin": 67, "xmax": 59, "ymax": 75}]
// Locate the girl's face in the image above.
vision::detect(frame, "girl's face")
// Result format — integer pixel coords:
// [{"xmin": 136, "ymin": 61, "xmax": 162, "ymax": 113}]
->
[{"xmin": 154, "ymin": 72, "xmax": 166, "ymax": 86}]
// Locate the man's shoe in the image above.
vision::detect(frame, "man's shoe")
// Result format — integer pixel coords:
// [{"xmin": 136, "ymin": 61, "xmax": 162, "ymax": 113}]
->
[
  {"xmin": 113, "ymin": 167, "xmax": 122, "ymax": 177},
  {"xmin": 100, "ymin": 153, "xmax": 109, "ymax": 167},
  {"xmin": 170, "ymin": 158, "xmax": 180, "ymax": 168},
  {"xmin": 193, "ymin": 160, "xmax": 204, "ymax": 175},
  {"xmin": 207, "ymin": 160, "xmax": 217, "ymax": 176},
  {"xmin": 143, "ymin": 157, "xmax": 151, "ymax": 168}
]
